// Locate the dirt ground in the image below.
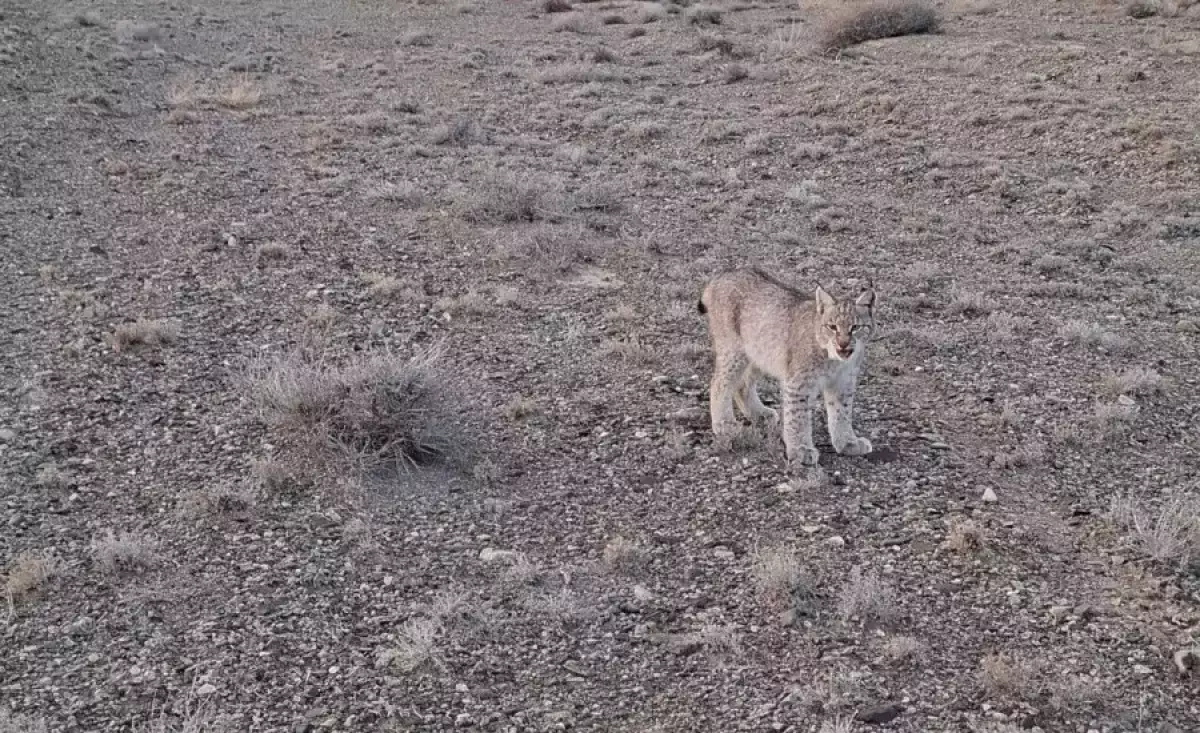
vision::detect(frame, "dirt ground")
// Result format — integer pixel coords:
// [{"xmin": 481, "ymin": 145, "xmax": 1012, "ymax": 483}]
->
[{"xmin": 2, "ymin": 0, "xmax": 1199, "ymax": 730}]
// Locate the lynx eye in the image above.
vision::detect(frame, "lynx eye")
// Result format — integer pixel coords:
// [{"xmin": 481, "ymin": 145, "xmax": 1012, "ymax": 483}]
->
[{"xmin": 826, "ymin": 324, "xmax": 838, "ymax": 332}]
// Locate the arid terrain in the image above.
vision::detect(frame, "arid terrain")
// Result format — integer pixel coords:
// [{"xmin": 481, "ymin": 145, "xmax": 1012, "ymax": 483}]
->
[{"xmin": 2, "ymin": 0, "xmax": 1199, "ymax": 730}]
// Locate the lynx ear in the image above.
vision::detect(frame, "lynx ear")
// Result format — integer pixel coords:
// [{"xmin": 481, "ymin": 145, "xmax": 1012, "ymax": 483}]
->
[
  {"xmin": 814, "ymin": 285, "xmax": 836, "ymax": 315},
  {"xmin": 855, "ymin": 288, "xmax": 876, "ymax": 311}
]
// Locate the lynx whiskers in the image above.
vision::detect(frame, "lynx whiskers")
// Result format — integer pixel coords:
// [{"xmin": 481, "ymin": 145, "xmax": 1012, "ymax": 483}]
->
[{"xmin": 698, "ymin": 268, "xmax": 877, "ymax": 469}]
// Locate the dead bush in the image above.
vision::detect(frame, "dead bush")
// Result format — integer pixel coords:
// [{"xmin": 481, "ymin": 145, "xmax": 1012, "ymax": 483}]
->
[
  {"xmin": 108, "ymin": 318, "xmax": 180, "ymax": 352},
  {"xmin": 4, "ymin": 550, "xmax": 64, "ymax": 612},
  {"xmin": 819, "ymin": 0, "xmax": 940, "ymax": 54},
  {"xmin": 461, "ymin": 172, "xmax": 567, "ymax": 223},
  {"xmin": 247, "ymin": 346, "xmax": 472, "ymax": 476}
]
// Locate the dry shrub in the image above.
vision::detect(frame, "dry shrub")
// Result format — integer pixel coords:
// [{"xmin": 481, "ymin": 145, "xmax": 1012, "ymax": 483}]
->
[
  {"xmin": 836, "ymin": 566, "xmax": 896, "ymax": 623},
  {"xmin": 461, "ymin": 172, "xmax": 567, "ymax": 223},
  {"xmin": 979, "ymin": 653, "xmax": 1039, "ymax": 700},
  {"xmin": 109, "ymin": 318, "xmax": 179, "ymax": 352},
  {"xmin": 883, "ymin": 635, "xmax": 924, "ymax": 663},
  {"xmin": 544, "ymin": 0, "xmax": 572, "ymax": 11},
  {"xmin": 751, "ymin": 545, "xmax": 817, "ymax": 608},
  {"xmin": 505, "ymin": 223, "xmax": 601, "ymax": 273},
  {"xmin": 247, "ymin": 346, "xmax": 471, "ymax": 477},
  {"xmin": 215, "ymin": 75, "xmax": 262, "ymax": 110},
  {"xmin": 0, "ymin": 709, "xmax": 50, "ymax": 733},
  {"xmin": 1109, "ymin": 493, "xmax": 1200, "ymax": 570},
  {"xmin": 1101, "ymin": 367, "xmax": 1164, "ymax": 397},
  {"xmin": 602, "ymin": 536, "xmax": 645, "ymax": 571},
  {"xmin": 819, "ymin": 0, "xmax": 940, "ymax": 54},
  {"xmin": 91, "ymin": 531, "xmax": 158, "ymax": 575},
  {"xmin": 4, "ymin": 550, "xmax": 64, "ymax": 612}
]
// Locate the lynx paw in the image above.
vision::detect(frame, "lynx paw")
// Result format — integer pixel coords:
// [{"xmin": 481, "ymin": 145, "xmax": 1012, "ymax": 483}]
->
[
  {"xmin": 787, "ymin": 445, "xmax": 820, "ymax": 467},
  {"xmin": 838, "ymin": 436, "xmax": 873, "ymax": 457}
]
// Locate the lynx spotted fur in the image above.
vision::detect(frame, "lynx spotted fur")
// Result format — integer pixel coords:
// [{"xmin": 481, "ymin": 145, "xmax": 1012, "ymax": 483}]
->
[{"xmin": 698, "ymin": 268, "xmax": 876, "ymax": 467}]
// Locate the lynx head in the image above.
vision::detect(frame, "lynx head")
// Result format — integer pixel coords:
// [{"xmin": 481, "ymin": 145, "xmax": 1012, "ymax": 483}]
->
[{"xmin": 814, "ymin": 285, "xmax": 876, "ymax": 362}]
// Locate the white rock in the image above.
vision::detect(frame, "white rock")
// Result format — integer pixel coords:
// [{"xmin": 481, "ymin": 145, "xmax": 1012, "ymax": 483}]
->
[
  {"xmin": 982, "ymin": 487, "xmax": 998, "ymax": 503},
  {"xmin": 196, "ymin": 683, "xmax": 217, "ymax": 695},
  {"xmin": 823, "ymin": 535, "xmax": 846, "ymax": 547},
  {"xmin": 633, "ymin": 584, "xmax": 655, "ymax": 602},
  {"xmin": 479, "ymin": 548, "xmax": 518, "ymax": 563},
  {"xmin": 1133, "ymin": 664, "xmax": 1153, "ymax": 675}
]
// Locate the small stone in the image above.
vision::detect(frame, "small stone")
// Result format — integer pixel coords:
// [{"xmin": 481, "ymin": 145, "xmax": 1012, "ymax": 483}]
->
[
  {"xmin": 0, "ymin": 428, "xmax": 16, "ymax": 443},
  {"xmin": 196, "ymin": 683, "xmax": 217, "ymax": 695},
  {"xmin": 478, "ymin": 548, "xmax": 518, "ymax": 563},
  {"xmin": 981, "ymin": 487, "xmax": 998, "ymax": 503},
  {"xmin": 1073, "ymin": 604, "xmax": 1097, "ymax": 621},
  {"xmin": 1133, "ymin": 663, "xmax": 1153, "ymax": 675},
  {"xmin": 633, "ymin": 584, "xmax": 655, "ymax": 602},
  {"xmin": 822, "ymin": 535, "xmax": 846, "ymax": 548},
  {"xmin": 712, "ymin": 547, "xmax": 735, "ymax": 560},
  {"xmin": 454, "ymin": 712, "xmax": 474, "ymax": 727},
  {"xmin": 1117, "ymin": 394, "xmax": 1136, "ymax": 407},
  {"xmin": 1174, "ymin": 318, "xmax": 1197, "ymax": 333},
  {"xmin": 856, "ymin": 702, "xmax": 902, "ymax": 724},
  {"xmin": 777, "ymin": 608, "xmax": 798, "ymax": 627}
]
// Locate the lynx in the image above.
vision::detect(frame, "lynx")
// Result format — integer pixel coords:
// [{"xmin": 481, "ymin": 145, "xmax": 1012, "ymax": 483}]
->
[{"xmin": 698, "ymin": 268, "xmax": 876, "ymax": 468}]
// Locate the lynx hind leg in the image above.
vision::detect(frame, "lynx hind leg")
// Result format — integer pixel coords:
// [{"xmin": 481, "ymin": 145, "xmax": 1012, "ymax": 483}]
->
[
  {"xmin": 736, "ymin": 367, "xmax": 778, "ymax": 424},
  {"xmin": 709, "ymin": 352, "xmax": 747, "ymax": 435},
  {"xmin": 823, "ymin": 381, "xmax": 872, "ymax": 457}
]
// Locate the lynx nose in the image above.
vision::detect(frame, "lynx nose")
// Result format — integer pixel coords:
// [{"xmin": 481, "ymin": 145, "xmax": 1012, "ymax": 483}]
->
[{"xmin": 836, "ymin": 341, "xmax": 853, "ymax": 359}]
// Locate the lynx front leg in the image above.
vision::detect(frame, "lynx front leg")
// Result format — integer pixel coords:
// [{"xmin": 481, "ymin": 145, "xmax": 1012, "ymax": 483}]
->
[
  {"xmin": 823, "ymin": 380, "xmax": 872, "ymax": 456},
  {"xmin": 709, "ymin": 353, "xmax": 747, "ymax": 435},
  {"xmin": 782, "ymin": 377, "xmax": 819, "ymax": 467}
]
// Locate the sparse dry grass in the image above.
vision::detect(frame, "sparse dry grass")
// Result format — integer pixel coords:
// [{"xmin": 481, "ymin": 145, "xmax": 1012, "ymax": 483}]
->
[
  {"xmin": 215, "ymin": 75, "xmax": 262, "ymax": 110},
  {"xmin": 366, "ymin": 180, "xmax": 425, "ymax": 208},
  {"xmin": 883, "ymin": 635, "xmax": 925, "ymax": 663},
  {"xmin": 836, "ymin": 566, "xmax": 896, "ymax": 623},
  {"xmin": 388, "ymin": 617, "xmax": 444, "ymax": 672},
  {"xmin": 109, "ymin": 318, "xmax": 180, "ymax": 352},
  {"xmin": 602, "ymin": 535, "xmax": 645, "ymax": 571},
  {"xmin": 0, "ymin": 709, "xmax": 50, "ymax": 733},
  {"xmin": 1057, "ymin": 319, "xmax": 1127, "ymax": 352},
  {"xmin": 4, "ymin": 550, "xmax": 64, "ymax": 613},
  {"xmin": 979, "ymin": 653, "xmax": 1039, "ymax": 700},
  {"xmin": 180, "ymin": 483, "xmax": 257, "ymax": 519},
  {"xmin": 1109, "ymin": 493, "xmax": 1200, "ymax": 570},
  {"xmin": 990, "ymin": 441, "xmax": 1045, "ymax": 470},
  {"xmin": 1101, "ymin": 367, "xmax": 1164, "ymax": 397},
  {"xmin": 429, "ymin": 117, "xmax": 478, "ymax": 146},
  {"xmin": 461, "ymin": 172, "xmax": 567, "ymax": 223},
  {"xmin": 946, "ymin": 286, "xmax": 994, "ymax": 316},
  {"xmin": 247, "ymin": 346, "xmax": 471, "ymax": 476},
  {"xmin": 750, "ymin": 545, "xmax": 814, "ymax": 607},
  {"xmin": 819, "ymin": 0, "xmax": 940, "ymax": 54},
  {"xmin": 91, "ymin": 530, "xmax": 159, "ymax": 575}
]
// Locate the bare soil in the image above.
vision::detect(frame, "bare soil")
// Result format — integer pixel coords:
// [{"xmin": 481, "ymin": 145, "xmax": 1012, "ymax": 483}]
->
[{"xmin": 2, "ymin": 0, "xmax": 1199, "ymax": 731}]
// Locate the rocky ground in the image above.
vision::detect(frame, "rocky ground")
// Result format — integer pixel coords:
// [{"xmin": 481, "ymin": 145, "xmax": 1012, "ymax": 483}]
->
[{"xmin": 2, "ymin": 0, "xmax": 1199, "ymax": 731}]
